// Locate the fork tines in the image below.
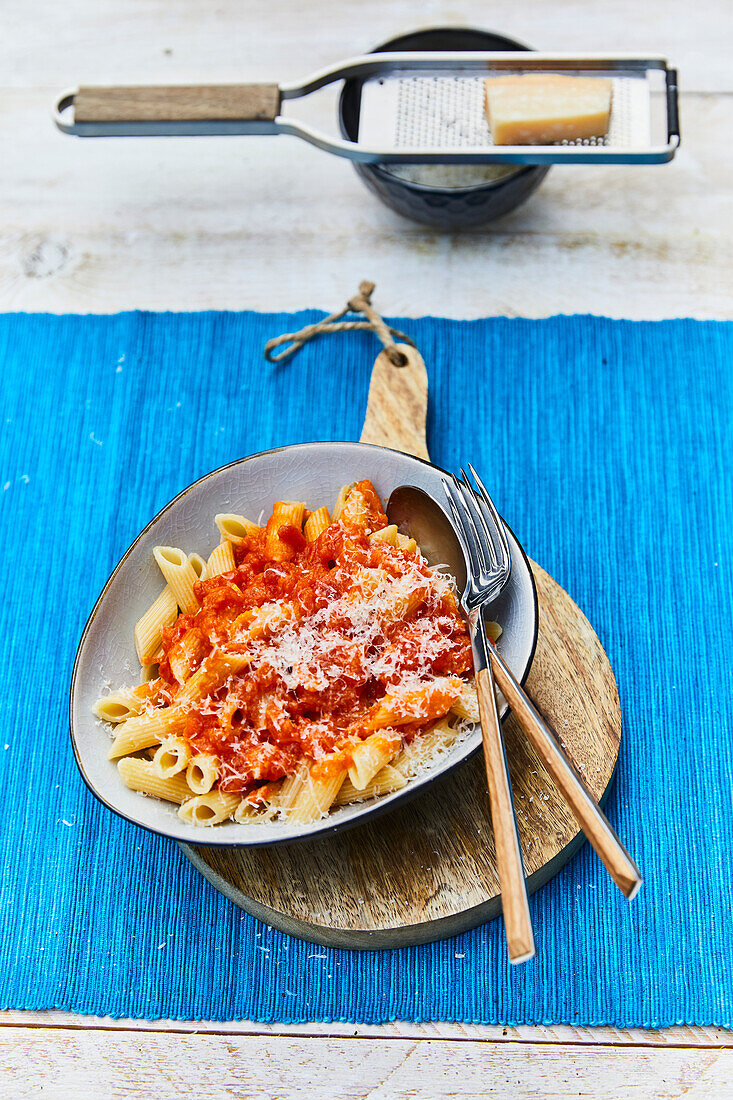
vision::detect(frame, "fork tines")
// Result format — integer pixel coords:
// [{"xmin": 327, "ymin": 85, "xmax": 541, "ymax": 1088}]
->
[{"xmin": 442, "ymin": 466, "xmax": 511, "ymax": 609}]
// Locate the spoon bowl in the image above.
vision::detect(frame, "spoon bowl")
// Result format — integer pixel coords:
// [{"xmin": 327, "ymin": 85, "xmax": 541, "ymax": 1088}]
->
[{"xmin": 387, "ymin": 484, "xmax": 467, "ymax": 590}]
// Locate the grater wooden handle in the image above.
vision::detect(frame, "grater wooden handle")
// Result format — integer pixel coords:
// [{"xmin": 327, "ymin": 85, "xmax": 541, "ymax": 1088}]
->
[
  {"xmin": 359, "ymin": 344, "xmax": 429, "ymax": 460},
  {"xmin": 73, "ymin": 84, "xmax": 281, "ymax": 123}
]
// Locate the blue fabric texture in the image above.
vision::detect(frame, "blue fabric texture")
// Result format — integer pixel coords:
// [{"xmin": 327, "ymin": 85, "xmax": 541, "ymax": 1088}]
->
[{"xmin": 0, "ymin": 310, "xmax": 730, "ymax": 1026}]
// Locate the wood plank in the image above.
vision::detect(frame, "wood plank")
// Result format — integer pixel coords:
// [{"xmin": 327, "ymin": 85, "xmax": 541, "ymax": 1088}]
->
[
  {"xmin": 1, "ymin": 1029, "xmax": 732, "ymax": 1099},
  {"xmin": 1, "ymin": 89, "xmax": 730, "ymax": 319},
  {"xmin": 2, "ymin": 1012, "xmax": 731, "ymax": 1047},
  {"xmin": 5, "ymin": 0, "xmax": 733, "ymax": 92}
]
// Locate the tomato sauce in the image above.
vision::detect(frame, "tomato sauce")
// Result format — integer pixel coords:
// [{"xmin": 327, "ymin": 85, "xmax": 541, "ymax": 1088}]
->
[{"xmin": 154, "ymin": 480, "xmax": 472, "ymax": 795}]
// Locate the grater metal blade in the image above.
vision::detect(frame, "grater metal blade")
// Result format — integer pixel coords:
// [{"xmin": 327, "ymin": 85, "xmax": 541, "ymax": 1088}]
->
[
  {"xmin": 359, "ymin": 74, "xmax": 652, "ymax": 155},
  {"xmin": 354, "ymin": 54, "xmax": 677, "ymax": 164}
]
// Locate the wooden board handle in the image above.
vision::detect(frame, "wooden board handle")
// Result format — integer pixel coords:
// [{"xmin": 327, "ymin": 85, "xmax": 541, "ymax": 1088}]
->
[
  {"xmin": 359, "ymin": 344, "xmax": 429, "ymax": 460},
  {"xmin": 489, "ymin": 644, "xmax": 642, "ymax": 899},
  {"xmin": 74, "ymin": 84, "xmax": 281, "ymax": 123},
  {"xmin": 476, "ymin": 664, "xmax": 535, "ymax": 964}
]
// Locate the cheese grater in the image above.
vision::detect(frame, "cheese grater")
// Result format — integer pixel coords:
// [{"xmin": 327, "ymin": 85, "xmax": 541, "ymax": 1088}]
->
[{"xmin": 55, "ymin": 52, "xmax": 679, "ymax": 165}]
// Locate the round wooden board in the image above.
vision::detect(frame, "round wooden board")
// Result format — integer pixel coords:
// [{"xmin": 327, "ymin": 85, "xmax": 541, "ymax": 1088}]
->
[{"xmin": 180, "ymin": 561, "xmax": 621, "ymax": 949}]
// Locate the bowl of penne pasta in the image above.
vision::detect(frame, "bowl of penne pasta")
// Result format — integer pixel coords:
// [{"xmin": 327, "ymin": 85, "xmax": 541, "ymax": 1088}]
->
[{"xmin": 70, "ymin": 441, "xmax": 537, "ymax": 846}]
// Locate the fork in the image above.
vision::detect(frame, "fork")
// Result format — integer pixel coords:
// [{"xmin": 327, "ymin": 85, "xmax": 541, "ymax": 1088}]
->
[
  {"xmin": 444, "ymin": 470, "xmax": 535, "ymax": 964},
  {"xmin": 448, "ymin": 465, "xmax": 642, "ymax": 902}
]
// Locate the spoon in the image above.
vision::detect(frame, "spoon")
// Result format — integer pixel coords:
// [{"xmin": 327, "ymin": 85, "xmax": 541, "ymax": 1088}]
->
[{"xmin": 387, "ymin": 485, "xmax": 642, "ymax": 902}]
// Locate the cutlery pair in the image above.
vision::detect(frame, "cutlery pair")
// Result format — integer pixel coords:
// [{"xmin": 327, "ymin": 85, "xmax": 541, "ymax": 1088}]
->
[{"xmin": 444, "ymin": 466, "xmax": 641, "ymax": 964}]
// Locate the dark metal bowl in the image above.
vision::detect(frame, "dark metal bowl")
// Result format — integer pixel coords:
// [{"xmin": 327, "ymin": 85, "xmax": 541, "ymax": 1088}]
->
[{"xmin": 338, "ymin": 27, "xmax": 550, "ymax": 229}]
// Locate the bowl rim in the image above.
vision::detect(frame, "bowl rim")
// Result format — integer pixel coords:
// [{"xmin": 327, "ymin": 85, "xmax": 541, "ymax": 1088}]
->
[
  {"xmin": 69, "ymin": 441, "xmax": 539, "ymax": 848},
  {"xmin": 337, "ymin": 24, "xmax": 542, "ymax": 195}
]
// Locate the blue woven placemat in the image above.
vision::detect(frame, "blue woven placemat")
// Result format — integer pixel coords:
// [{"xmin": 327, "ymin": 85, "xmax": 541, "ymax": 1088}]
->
[{"xmin": 0, "ymin": 311, "xmax": 730, "ymax": 1026}]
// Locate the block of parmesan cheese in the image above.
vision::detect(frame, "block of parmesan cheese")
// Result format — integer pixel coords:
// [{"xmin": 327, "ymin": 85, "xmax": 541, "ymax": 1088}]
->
[{"xmin": 484, "ymin": 73, "xmax": 612, "ymax": 146}]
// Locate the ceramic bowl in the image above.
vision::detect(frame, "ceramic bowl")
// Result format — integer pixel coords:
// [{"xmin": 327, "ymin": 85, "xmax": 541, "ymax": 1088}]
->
[{"xmin": 70, "ymin": 442, "xmax": 538, "ymax": 846}]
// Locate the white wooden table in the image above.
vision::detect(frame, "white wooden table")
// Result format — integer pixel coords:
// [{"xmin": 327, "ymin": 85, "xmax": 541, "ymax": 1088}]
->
[{"xmin": 3, "ymin": 2, "xmax": 732, "ymax": 1096}]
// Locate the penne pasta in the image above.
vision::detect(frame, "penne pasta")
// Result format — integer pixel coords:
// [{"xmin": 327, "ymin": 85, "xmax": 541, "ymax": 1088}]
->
[
  {"xmin": 275, "ymin": 501, "xmax": 305, "ymax": 528},
  {"xmin": 167, "ymin": 627, "xmax": 208, "ymax": 685},
  {"xmin": 335, "ymin": 764, "xmax": 407, "ymax": 805},
  {"xmin": 186, "ymin": 754, "xmax": 220, "ymax": 795},
  {"xmin": 377, "ymin": 575, "xmax": 430, "ymax": 627},
  {"xmin": 236, "ymin": 601, "xmax": 295, "ymax": 642},
  {"xmin": 331, "ymin": 484, "xmax": 350, "ymax": 522},
  {"xmin": 348, "ymin": 733, "xmax": 400, "ymax": 791},
  {"xmin": 304, "ymin": 506, "xmax": 330, "ymax": 543},
  {"xmin": 178, "ymin": 791, "xmax": 240, "ymax": 826},
  {"xmin": 188, "ymin": 552, "xmax": 207, "ymax": 580},
  {"xmin": 152, "ymin": 737, "xmax": 192, "ymax": 779},
  {"xmin": 264, "ymin": 500, "xmax": 306, "ymax": 561},
  {"xmin": 205, "ymin": 539, "xmax": 235, "ymax": 579},
  {"xmin": 134, "ymin": 585, "xmax": 178, "ymax": 665},
  {"xmin": 272, "ymin": 761, "xmax": 309, "ymax": 815},
  {"xmin": 369, "ymin": 524, "xmax": 398, "ymax": 546},
  {"xmin": 347, "ymin": 567, "xmax": 388, "ymax": 602},
  {"xmin": 107, "ymin": 708, "xmax": 185, "ymax": 760},
  {"xmin": 153, "ymin": 546, "xmax": 200, "ymax": 616},
  {"xmin": 288, "ymin": 764, "xmax": 347, "ymax": 825},
  {"xmin": 233, "ymin": 798, "xmax": 263, "ymax": 823},
  {"xmin": 93, "ymin": 687, "xmax": 145, "ymax": 724},
  {"xmin": 176, "ymin": 651, "xmax": 250, "ymax": 705},
  {"xmin": 451, "ymin": 678, "xmax": 507, "ymax": 725},
  {"xmin": 395, "ymin": 532, "xmax": 418, "ymax": 555},
  {"xmin": 117, "ymin": 757, "xmax": 192, "ymax": 804},
  {"xmin": 234, "ymin": 781, "xmax": 283, "ymax": 823},
  {"xmin": 366, "ymin": 678, "xmax": 464, "ymax": 731},
  {"xmin": 215, "ymin": 513, "xmax": 261, "ymax": 544},
  {"xmin": 451, "ymin": 682, "xmax": 479, "ymax": 723},
  {"xmin": 340, "ymin": 488, "xmax": 369, "ymax": 528},
  {"xmin": 392, "ymin": 718, "xmax": 460, "ymax": 779}
]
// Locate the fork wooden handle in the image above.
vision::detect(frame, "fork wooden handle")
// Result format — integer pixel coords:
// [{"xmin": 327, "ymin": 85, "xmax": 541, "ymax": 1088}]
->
[
  {"xmin": 489, "ymin": 645, "xmax": 642, "ymax": 899},
  {"xmin": 476, "ymin": 664, "xmax": 535, "ymax": 964}
]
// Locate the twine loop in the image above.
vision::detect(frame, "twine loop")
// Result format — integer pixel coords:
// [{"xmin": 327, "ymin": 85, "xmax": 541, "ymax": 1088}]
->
[{"xmin": 264, "ymin": 281, "xmax": 414, "ymax": 367}]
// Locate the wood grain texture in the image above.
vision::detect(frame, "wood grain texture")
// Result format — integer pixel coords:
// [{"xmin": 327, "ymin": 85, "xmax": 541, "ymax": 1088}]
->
[
  {"xmin": 2, "ymin": 1012, "xmax": 732, "ymax": 1047},
  {"xmin": 490, "ymin": 644, "xmax": 641, "ymax": 899},
  {"xmin": 1, "ymin": 1007, "xmax": 730, "ymax": 1042},
  {"xmin": 4, "ymin": 0, "xmax": 732, "ymax": 320},
  {"xmin": 2, "ymin": 1028, "xmax": 732, "ymax": 1100},
  {"xmin": 74, "ymin": 84, "xmax": 280, "ymax": 123},
  {"xmin": 476, "ymin": 663, "xmax": 535, "ymax": 963},
  {"xmin": 359, "ymin": 344, "xmax": 429, "ymax": 459},
  {"xmin": 6, "ymin": 0, "xmax": 732, "ymax": 93},
  {"xmin": 2, "ymin": 88, "xmax": 730, "ymax": 318},
  {"xmin": 183, "ymin": 561, "xmax": 621, "ymax": 947}
]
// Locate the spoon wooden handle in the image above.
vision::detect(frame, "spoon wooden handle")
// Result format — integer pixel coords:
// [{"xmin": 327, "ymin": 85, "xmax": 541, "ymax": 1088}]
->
[
  {"xmin": 489, "ymin": 644, "xmax": 642, "ymax": 899},
  {"xmin": 476, "ymin": 662, "xmax": 535, "ymax": 965},
  {"xmin": 359, "ymin": 344, "xmax": 429, "ymax": 460}
]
